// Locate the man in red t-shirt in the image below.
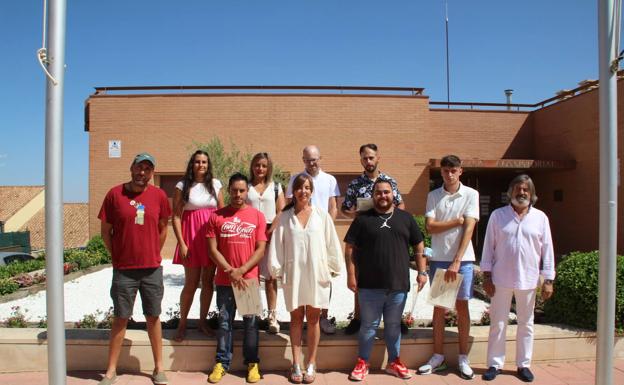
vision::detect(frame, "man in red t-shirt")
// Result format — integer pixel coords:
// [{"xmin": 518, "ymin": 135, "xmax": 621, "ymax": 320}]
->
[
  {"xmin": 97, "ymin": 153, "xmax": 171, "ymax": 385},
  {"xmin": 206, "ymin": 173, "xmax": 267, "ymax": 384}
]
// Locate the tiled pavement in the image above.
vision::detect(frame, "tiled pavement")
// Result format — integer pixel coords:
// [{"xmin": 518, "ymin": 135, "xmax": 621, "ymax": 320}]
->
[{"xmin": 1, "ymin": 360, "xmax": 624, "ymax": 385}]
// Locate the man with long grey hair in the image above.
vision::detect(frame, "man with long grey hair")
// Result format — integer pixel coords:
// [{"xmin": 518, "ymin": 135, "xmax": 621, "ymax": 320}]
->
[{"xmin": 480, "ymin": 174, "xmax": 555, "ymax": 383}]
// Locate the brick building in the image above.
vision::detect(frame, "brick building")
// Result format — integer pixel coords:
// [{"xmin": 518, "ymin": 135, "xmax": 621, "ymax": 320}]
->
[{"xmin": 84, "ymin": 82, "xmax": 624, "ymax": 257}]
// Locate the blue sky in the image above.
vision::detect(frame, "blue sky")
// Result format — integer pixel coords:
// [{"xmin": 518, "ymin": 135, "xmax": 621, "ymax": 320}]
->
[{"xmin": 1, "ymin": 1, "xmax": 599, "ymax": 202}]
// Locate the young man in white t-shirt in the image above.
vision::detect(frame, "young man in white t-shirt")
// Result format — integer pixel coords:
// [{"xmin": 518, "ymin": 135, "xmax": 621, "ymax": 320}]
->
[
  {"xmin": 418, "ymin": 155, "xmax": 479, "ymax": 380},
  {"xmin": 286, "ymin": 145, "xmax": 340, "ymax": 334}
]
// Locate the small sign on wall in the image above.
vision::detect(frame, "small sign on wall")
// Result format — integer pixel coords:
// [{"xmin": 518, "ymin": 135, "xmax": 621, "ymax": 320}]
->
[{"xmin": 109, "ymin": 140, "xmax": 121, "ymax": 158}]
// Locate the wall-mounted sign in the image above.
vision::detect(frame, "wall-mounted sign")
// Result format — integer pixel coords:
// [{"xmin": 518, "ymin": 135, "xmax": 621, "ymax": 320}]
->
[{"xmin": 109, "ymin": 140, "xmax": 121, "ymax": 158}]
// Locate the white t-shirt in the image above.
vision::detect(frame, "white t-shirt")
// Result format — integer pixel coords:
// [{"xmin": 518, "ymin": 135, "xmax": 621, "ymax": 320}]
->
[
  {"xmin": 425, "ymin": 183, "xmax": 479, "ymax": 262},
  {"xmin": 247, "ymin": 181, "xmax": 282, "ymax": 223},
  {"xmin": 286, "ymin": 170, "xmax": 340, "ymax": 213},
  {"xmin": 175, "ymin": 179, "xmax": 222, "ymax": 210}
]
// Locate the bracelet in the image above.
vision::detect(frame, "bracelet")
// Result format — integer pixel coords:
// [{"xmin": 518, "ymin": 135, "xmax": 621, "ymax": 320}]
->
[
  {"xmin": 418, "ymin": 271, "xmax": 428, "ymax": 277},
  {"xmin": 544, "ymin": 279, "xmax": 554, "ymax": 285}
]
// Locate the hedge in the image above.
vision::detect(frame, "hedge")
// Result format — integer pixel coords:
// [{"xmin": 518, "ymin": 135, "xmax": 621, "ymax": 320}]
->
[
  {"xmin": 544, "ymin": 250, "xmax": 624, "ymax": 331},
  {"xmin": 0, "ymin": 235, "xmax": 111, "ymax": 296}
]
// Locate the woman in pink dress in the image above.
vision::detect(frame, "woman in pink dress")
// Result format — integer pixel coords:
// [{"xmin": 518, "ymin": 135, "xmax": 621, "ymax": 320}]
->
[{"xmin": 172, "ymin": 150, "xmax": 224, "ymax": 341}]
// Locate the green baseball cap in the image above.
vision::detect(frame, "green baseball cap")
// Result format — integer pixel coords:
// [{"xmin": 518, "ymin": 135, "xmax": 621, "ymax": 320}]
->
[{"xmin": 132, "ymin": 152, "xmax": 156, "ymax": 167}]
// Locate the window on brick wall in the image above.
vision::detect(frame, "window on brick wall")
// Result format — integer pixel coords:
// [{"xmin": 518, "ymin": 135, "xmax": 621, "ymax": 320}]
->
[
  {"xmin": 334, "ymin": 173, "xmax": 360, "ymax": 220},
  {"xmin": 157, "ymin": 174, "xmax": 184, "ymax": 211}
]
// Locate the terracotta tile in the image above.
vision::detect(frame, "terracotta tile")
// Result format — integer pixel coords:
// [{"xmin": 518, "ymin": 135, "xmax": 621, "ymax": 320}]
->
[{"xmin": 539, "ymin": 362, "xmax": 595, "ymax": 384}]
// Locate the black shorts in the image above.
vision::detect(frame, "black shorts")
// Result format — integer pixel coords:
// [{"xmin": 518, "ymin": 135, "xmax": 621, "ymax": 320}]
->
[{"xmin": 110, "ymin": 266, "xmax": 164, "ymax": 318}]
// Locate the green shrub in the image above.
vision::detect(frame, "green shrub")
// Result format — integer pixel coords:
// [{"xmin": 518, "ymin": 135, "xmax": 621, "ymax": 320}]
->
[
  {"xmin": 192, "ymin": 138, "xmax": 289, "ymax": 201},
  {"xmin": 74, "ymin": 312, "xmax": 99, "ymax": 329},
  {"xmin": 0, "ymin": 258, "xmax": 46, "ymax": 280},
  {"xmin": 85, "ymin": 235, "xmax": 111, "ymax": 262},
  {"xmin": 413, "ymin": 215, "xmax": 431, "ymax": 248},
  {"xmin": 544, "ymin": 250, "xmax": 624, "ymax": 330},
  {"xmin": 0, "ymin": 278, "xmax": 19, "ymax": 295},
  {"xmin": 5, "ymin": 306, "xmax": 28, "ymax": 328},
  {"xmin": 64, "ymin": 249, "xmax": 104, "ymax": 270}
]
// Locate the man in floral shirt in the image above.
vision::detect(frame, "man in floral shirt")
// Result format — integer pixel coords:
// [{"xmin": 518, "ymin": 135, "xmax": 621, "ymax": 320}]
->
[
  {"xmin": 341, "ymin": 143, "xmax": 405, "ymax": 335},
  {"xmin": 342, "ymin": 144, "xmax": 403, "ymax": 218}
]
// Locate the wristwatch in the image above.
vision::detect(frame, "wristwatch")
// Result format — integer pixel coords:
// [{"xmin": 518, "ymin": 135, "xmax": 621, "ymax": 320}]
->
[
  {"xmin": 418, "ymin": 271, "xmax": 428, "ymax": 277},
  {"xmin": 544, "ymin": 279, "xmax": 554, "ymax": 285}
]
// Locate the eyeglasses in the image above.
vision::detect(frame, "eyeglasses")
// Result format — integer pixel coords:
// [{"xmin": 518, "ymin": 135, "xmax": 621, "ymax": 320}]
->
[{"xmin": 303, "ymin": 158, "xmax": 320, "ymax": 163}]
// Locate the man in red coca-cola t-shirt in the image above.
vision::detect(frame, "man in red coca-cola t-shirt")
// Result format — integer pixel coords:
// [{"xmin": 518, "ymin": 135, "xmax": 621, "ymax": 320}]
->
[{"xmin": 206, "ymin": 172, "xmax": 267, "ymax": 383}]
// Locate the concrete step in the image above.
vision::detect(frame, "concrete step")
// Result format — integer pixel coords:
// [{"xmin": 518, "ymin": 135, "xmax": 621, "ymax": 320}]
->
[{"xmin": 0, "ymin": 324, "xmax": 621, "ymax": 373}]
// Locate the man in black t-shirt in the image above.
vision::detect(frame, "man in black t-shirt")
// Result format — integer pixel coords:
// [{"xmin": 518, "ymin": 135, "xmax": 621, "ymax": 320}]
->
[{"xmin": 344, "ymin": 178, "xmax": 428, "ymax": 382}]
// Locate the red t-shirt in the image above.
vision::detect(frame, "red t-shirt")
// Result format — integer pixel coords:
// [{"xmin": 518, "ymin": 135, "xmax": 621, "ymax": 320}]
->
[
  {"xmin": 206, "ymin": 205, "xmax": 267, "ymax": 286},
  {"xmin": 98, "ymin": 184, "xmax": 172, "ymax": 269}
]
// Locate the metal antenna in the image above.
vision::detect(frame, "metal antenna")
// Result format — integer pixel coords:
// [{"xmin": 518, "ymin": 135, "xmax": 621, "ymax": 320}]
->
[{"xmin": 445, "ymin": 0, "xmax": 450, "ymax": 108}]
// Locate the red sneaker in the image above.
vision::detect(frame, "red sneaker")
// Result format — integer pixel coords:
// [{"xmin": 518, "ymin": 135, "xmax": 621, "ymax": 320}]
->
[
  {"xmin": 349, "ymin": 358, "xmax": 369, "ymax": 381},
  {"xmin": 385, "ymin": 357, "xmax": 412, "ymax": 379}
]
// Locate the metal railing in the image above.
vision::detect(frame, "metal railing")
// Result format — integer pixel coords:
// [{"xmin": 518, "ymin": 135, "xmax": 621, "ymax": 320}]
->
[
  {"xmin": 91, "ymin": 75, "xmax": 615, "ymax": 111},
  {"xmin": 93, "ymin": 85, "xmax": 425, "ymax": 96}
]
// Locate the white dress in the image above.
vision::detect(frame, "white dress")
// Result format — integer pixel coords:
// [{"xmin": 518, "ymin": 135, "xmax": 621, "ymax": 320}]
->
[{"xmin": 269, "ymin": 206, "xmax": 344, "ymax": 312}]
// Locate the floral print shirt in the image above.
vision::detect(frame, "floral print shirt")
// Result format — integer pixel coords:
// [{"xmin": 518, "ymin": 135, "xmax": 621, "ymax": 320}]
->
[{"xmin": 342, "ymin": 172, "xmax": 403, "ymax": 210}]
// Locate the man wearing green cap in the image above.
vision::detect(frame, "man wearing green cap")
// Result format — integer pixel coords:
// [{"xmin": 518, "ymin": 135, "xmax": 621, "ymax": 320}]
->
[{"xmin": 97, "ymin": 152, "xmax": 172, "ymax": 385}]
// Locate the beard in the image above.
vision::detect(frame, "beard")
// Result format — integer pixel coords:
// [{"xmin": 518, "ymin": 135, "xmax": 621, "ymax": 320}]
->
[
  {"xmin": 511, "ymin": 196, "xmax": 530, "ymax": 208},
  {"xmin": 374, "ymin": 199, "xmax": 392, "ymax": 211},
  {"xmin": 365, "ymin": 164, "xmax": 377, "ymax": 173}
]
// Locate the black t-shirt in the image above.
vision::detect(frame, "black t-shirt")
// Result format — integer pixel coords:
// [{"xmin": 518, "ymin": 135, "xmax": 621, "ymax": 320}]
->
[{"xmin": 344, "ymin": 208, "xmax": 423, "ymax": 291}]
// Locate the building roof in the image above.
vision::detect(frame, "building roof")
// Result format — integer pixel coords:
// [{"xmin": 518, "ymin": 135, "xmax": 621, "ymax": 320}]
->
[
  {"xmin": 20, "ymin": 203, "xmax": 89, "ymax": 251},
  {"xmin": 0, "ymin": 186, "xmax": 44, "ymax": 223}
]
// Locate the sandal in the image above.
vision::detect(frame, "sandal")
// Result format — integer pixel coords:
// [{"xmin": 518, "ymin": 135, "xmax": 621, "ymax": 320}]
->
[
  {"xmin": 303, "ymin": 363, "xmax": 316, "ymax": 384},
  {"xmin": 290, "ymin": 364, "xmax": 303, "ymax": 384}
]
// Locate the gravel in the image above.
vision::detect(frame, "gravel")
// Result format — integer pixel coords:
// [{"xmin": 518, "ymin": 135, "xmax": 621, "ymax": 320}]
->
[{"xmin": 0, "ymin": 260, "xmax": 489, "ymax": 324}]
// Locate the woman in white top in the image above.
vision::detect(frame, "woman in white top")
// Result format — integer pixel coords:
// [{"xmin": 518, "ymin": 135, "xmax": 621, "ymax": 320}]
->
[
  {"xmin": 172, "ymin": 150, "xmax": 224, "ymax": 341},
  {"xmin": 269, "ymin": 173, "xmax": 343, "ymax": 383},
  {"xmin": 246, "ymin": 152, "xmax": 286, "ymax": 334}
]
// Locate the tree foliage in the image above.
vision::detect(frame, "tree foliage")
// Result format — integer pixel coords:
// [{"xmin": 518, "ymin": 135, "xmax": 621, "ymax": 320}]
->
[{"xmin": 191, "ymin": 137, "xmax": 289, "ymax": 199}]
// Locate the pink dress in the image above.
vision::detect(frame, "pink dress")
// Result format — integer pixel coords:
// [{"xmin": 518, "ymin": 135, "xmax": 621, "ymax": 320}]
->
[{"xmin": 173, "ymin": 179, "xmax": 222, "ymax": 268}]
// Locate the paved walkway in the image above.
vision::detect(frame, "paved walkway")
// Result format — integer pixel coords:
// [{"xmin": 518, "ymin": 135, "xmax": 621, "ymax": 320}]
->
[{"xmin": 2, "ymin": 360, "xmax": 624, "ymax": 385}]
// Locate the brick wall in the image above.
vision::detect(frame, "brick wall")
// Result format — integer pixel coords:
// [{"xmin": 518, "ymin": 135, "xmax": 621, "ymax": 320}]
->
[
  {"xmin": 87, "ymin": 92, "xmax": 533, "ymax": 252},
  {"xmin": 532, "ymin": 86, "xmax": 624, "ymax": 254}
]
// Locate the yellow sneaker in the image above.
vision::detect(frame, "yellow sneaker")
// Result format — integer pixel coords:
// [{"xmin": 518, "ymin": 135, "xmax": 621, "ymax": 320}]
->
[
  {"xmin": 208, "ymin": 362, "xmax": 226, "ymax": 383},
  {"xmin": 247, "ymin": 362, "xmax": 261, "ymax": 383}
]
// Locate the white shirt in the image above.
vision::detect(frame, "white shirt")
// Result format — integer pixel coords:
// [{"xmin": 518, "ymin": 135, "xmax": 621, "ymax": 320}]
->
[
  {"xmin": 480, "ymin": 205, "xmax": 556, "ymax": 290},
  {"xmin": 425, "ymin": 183, "xmax": 479, "ymax": 262},
  {"xmin": 247, "ymin": 181, "xmax": 282, "ymax": 223},
  {"xmin": 175, "ymin": 179, "xmax": 222, "ymax": 210},
  {"xmin": 286, "ymin": 170, "xmax": 340, "ymax": 213}
]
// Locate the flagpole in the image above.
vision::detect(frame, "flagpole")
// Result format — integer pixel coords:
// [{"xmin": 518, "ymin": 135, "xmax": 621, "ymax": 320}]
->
[
  {"xmin": 44, "ymin": 0, "xmax": 68, "ymax": 384},
  {"xmin": 596, "ymin": 0, "xmax": 619, "ymax": 383}
]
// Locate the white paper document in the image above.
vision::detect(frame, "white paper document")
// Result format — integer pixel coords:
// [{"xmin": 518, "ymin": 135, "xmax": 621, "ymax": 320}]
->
[
  {"xmin": 232, "ymin": 278, "xmax": 263, "ymax": 316},
  {"xmin": 427, "ymin": 269, "xmax": 463, "ymax": 311},
  {"xmin": 356, "ymin": 197, "xmax": 373, "ymax": 212}
]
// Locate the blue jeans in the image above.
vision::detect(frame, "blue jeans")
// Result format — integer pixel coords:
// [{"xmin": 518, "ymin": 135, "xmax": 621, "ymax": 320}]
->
[
  {"xmin": 358, "ymin": 289, "xmax": 407, "ymax": 362},
  {"xmin": 215, "ymin": 285, "xmax": 259, "ymax": 369}
]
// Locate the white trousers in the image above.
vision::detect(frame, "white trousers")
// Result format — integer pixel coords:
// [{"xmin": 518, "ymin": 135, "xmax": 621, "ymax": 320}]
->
[{"xmin": 486, "ymin": 286, "xmax": 536, "ymax": 369}]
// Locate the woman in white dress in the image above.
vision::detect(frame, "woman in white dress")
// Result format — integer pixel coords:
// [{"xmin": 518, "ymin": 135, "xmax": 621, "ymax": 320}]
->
[
  {"xmin": 269, "ymin": 173, "xmax": 343, "ymax": 384},
  {"xmin": 172, "ymin": 150, "xmax": 225, "ymax": 341},
  {"xmin": 246, "ymin": 152, "xmax": 286, "ymax": 334}
]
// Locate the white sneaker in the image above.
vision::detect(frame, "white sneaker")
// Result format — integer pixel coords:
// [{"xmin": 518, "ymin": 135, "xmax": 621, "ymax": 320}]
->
[
  {"xmin": 458, "ymin": 355, "xmax": 475, "ymax": 380},
  {"xmin": 267, "ymin": 310, "xmax": 280, "ymax": 334},
  {"xmin": 417, "ymin": 353, "xmax": 447, "ymax": 375},
  {"xmin": 319, "ymin": 317, "xmax": 336, "ymax": 334}
]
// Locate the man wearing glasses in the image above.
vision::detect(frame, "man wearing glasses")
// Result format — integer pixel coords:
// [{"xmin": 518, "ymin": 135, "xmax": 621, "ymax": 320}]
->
[
  {"xmin": 286, "ymin": 145, "xmax": 340, "ymax": 220},
  {"xmin": 286, "ymin": 145, "xmax": 341, "ymax": 333}
]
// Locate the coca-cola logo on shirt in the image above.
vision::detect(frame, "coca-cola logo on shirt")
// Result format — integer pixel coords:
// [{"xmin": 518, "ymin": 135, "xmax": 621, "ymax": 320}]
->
[{"xmin": 220, "ymin": 216, "xmax": 256, "ymax": 238}]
